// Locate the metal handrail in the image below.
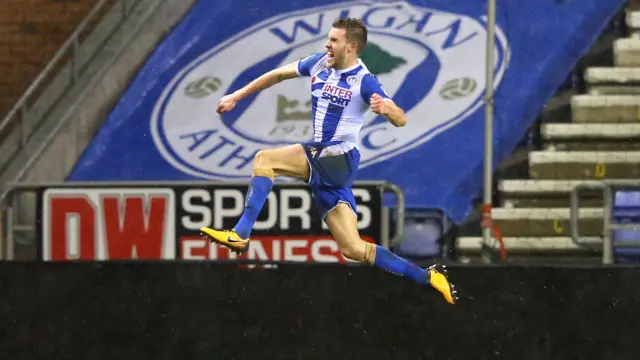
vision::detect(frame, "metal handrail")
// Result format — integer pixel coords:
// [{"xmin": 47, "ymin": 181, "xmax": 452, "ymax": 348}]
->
[
  {"xmin": 383, "ymin": 182, "xmax": 405, "ymax": 246},
  {"xmin": 0, "ymin": 0, "xmax": 111, "ymax": 139},
  {"xmin": 570, "ymin": 182, "xmax": 612, "ymax": 264},
  {"xmin": 570, "ymin": 182, "xmax": 610, "ymax": 247}
]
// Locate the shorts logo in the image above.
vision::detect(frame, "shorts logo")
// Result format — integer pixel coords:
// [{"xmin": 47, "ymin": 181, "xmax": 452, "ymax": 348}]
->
[{"xmin": 151, "ymin": 0, "xmax": 510, "ymax": 179}]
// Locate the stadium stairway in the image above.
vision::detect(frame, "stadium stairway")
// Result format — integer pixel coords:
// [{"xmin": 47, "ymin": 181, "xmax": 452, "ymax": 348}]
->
[
  {"xmin": 458, "ymin": 6, "xmax": 640, "ymax": 263},
  {"xmin": 0, "ymin": 0, "xmax": 198, "ymax": 259},
  {"xmin": 0, "ymin": 0, "xmax": 198, "ymax": 188}
]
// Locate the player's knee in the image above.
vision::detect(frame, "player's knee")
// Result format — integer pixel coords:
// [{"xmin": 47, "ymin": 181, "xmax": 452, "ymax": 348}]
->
[
  {"xmin": 253, "ymin": 150, "xmax": 276, "ymax": 171},
  {"xmin": 340, "ymin": 244, "xmax": 362, "ymax": 262},
  {"xmin": 253, "ymin": 150, "xmax": 269, "ymax": 168},
  {"xmin": 340, "ymin": 242, "xmax": 373, "ymax": 264},
  {"xmin": 252, "ymin": 151, "xmax": 276, "ymax": 179}
]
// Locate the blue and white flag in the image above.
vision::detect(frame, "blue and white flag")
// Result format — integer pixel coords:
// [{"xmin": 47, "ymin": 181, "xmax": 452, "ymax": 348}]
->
[{"xmin": 68, "ymin": 0, "xmax": 625, "ymax": 223}]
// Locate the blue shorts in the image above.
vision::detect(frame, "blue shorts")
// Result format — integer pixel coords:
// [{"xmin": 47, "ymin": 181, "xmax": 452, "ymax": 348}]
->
[{"xmin": 300, "ymin": 141, "xmax": 360, "ymax": 219}]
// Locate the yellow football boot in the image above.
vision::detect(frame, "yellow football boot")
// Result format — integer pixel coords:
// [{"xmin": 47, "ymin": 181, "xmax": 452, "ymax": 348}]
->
[
  {"xmin": 427, "ymin": 264, "xmax": 458, "ymax": 305},
  {"xmin": 200, "ymin": 227, "xmax": 250, "ymax": 254}
]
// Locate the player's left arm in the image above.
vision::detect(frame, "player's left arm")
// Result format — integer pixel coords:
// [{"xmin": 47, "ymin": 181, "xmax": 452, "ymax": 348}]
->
[
  {"xmin": 361, "ymin": 74, "xmax": 407, "ymax": 127},
  {"xmin": 370, "ymin": 95, "xmax": 407, "ymax": 127}
]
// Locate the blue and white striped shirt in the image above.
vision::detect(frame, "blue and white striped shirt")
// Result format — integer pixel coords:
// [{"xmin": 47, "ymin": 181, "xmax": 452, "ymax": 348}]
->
[{"xmin": 296, "ymin": 52, "xmax": 391, "ymax": 152}]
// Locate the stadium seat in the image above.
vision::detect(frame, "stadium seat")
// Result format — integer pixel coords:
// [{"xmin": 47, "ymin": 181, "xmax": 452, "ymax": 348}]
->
[
  {"xmin": 612, "ymin": 191, "xmax": 640, "ymax": 263},
  {"xmin": 394, "ymin": 214, "xmax": 444, "ymax": 260}
]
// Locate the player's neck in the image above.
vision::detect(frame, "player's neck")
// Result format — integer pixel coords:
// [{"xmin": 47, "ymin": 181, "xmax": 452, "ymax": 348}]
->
[{"xmin": 334, "ymin": 58, "xmax": 359, "ymax": 72}]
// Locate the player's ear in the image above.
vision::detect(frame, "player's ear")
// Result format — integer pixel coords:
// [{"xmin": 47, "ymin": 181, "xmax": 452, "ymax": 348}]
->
[{"xmin": 349, "ymin": 41, "xmax": 358, "ymax": 54}]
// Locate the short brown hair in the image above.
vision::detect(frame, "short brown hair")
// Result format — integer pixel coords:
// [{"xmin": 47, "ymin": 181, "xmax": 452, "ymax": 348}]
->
[{"xmin": 332, "ymin": 17, "xmax": 367, "ymax": 54}]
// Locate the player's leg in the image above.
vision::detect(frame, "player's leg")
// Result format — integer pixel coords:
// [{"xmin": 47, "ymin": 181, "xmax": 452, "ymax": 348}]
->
[
  {"xmin": 324, "ymin": 200, "xmax": 458, "ymax": 304},
  {"xmin": 200, "ymin": 144, "xmax": 309, "ymax": 252},
  {"xmin": 233, "ymin": 144, "xmax": 309, "ymax": 238}
]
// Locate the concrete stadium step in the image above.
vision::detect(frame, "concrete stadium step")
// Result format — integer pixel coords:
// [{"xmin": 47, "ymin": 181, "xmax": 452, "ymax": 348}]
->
[
  {"xmin": 456, "ymin": 236, "xmax": 599, "ymax": 252},
  {"xmin": 585, "ymin": 67, "xmax": 640, "ymax": 95},
  {"xmin": 571, "ymin": 95, "xmax": 640, "ymax": 123},
  {"xmin": 529, "ymin": 151, "xmax": 640, "ymax": 180},
  {"xmin": 491, "ymin": 207, "xmax": 603, "ymax": 237},
  {"xmin": 498, "ymin": 179, "xmax": 640, "ymax": 207},
  {"xmin": 626, "ymin": 11, "xmax": 640, "ymax": 41},
  {"xmin": 614, "ymin": 38, "xmax": 640, "ymax": 66},
  {"xmin": 497, "ymin": 179, "xmax": 617, "ymax": 208},
  {"xmin": 542, "ymin": 123, "xmax": 640, "ymax": 151}
]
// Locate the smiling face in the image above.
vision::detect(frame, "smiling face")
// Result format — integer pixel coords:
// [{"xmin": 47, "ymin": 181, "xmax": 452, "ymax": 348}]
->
[{"xmin": 324, "ymin": 27, "xmax": 358, "ymax": 69}]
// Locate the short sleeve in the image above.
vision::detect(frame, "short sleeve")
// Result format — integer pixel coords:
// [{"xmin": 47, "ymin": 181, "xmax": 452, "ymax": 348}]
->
[
  {"xmin": 361, "ymin": 73, "xmax": 391, "ymax": 105},
  {"xmin": 296, "ymin": 53, "xmax": 326, "ymax": 77}
]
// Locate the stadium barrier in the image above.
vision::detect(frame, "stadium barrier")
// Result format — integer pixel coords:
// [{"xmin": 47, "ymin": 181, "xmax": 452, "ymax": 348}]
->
[
  {"xmin": 0, "ymin": 263, "xmax": 637, "ymax": 359},
  {"xmin": 0, "ymin": 181, "xmax": 404, "ymax": 261}
]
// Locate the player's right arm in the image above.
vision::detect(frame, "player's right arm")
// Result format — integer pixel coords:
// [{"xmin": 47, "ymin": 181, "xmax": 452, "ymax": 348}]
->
[
  {"xmin": 216, "ymin": 62, "xmax": 298, "ymax": 114},
  {"xmin": 216, "ymin": 53, "xmax": 325, "ymax": 114}
]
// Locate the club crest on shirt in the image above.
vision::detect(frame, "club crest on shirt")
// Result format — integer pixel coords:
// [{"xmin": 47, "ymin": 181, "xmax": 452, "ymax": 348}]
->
[{"xmin": 150, "ymin": 0, "xmax": 510, "ymax": 179}]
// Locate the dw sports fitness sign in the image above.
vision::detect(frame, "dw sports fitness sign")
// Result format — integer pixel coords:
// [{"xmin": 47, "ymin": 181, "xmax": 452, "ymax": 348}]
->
[{"xmin": 36, "ymin": 184, "xmax": 382, "ymax": 262}]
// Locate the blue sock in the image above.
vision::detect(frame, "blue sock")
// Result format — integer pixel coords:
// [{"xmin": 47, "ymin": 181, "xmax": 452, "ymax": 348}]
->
[
  {"xmin": 373, "ymin": 245, "xmax": 428, "ymax": 284},
  {"xmin": 234, "ymin": 176, "xmax": 273, "ymax": 239}
]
